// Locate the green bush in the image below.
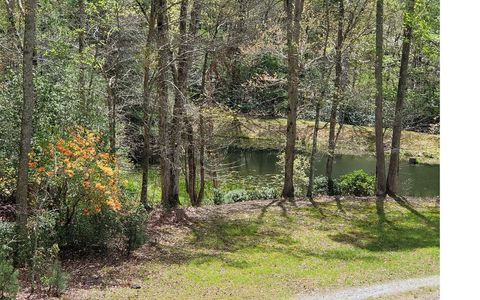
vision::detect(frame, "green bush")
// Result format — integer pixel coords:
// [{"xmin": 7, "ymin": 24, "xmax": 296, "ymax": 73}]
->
[
  {"xmin": 247, "ymin": 187, "xmax": 278, "ymax": 200},
  {"xmin": 122, "ymin": 207, "xmax": 148, "ymax": 254},
  {"xmin": 0, "ymin": 222, "xmax": 15, "ymax": 257},
  {"xmin": 0, "ymin": 252, "xmax": 18, "ymax": 300},
  {"xmin": 212, "ymin": 189, "xmax": 225, "ymax": 205},
  {"xmin": 41, "ymin": 258, "xmax": 69, "ymax": 297},
  {"xmin": 224, "ymin": 189, "xmax": 249, "ymax": 203},
  {"xmin": 59, "ymin": 209, "xmax": 122, "ymax": 254},
  {"xmin": 337, "ymin": 170, "xmax": 375, "ymax": 196},
  {"xmin": 312, "ymin": 176, "xmax": 340, "ymax": 196}
]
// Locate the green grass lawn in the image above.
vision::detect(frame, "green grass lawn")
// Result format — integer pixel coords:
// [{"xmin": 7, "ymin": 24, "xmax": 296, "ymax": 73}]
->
[{"xmin": 65, "ymin": 199, "xmax": 439, "ymax": 299}]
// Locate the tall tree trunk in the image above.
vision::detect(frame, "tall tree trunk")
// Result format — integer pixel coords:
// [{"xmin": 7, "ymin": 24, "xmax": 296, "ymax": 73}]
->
[
  {"xmin": 164, "ymin": 0, "xmax": 201, "ymax": 208},
  {"xmin": 186, "ymin": 0, "xmax": 201, "ymax": 206},
  {"xmin": 307, "ymin": 0, "xmax": 330, "ymax": 199},
  {"xmin": 281, "ymin": 0, "xmax": 304, "ymax": 200},
  {"xmin": 16, "ymin": 0, "xmax": 37, "ymax": 264},
  {"xmin": 78, "ymin": 0, "xmax": 87, "ymax": 113},
  {"xmin": 374, "ymin": 0, "xmax": 386, "ymax": 219},
  {"xmin": 387, "ymin": 0, "xmax": 416, "ymax": 195},
  {"xmin": 325, "ymin": 0, "xmax": 344, "ymax": 195},
  {"xmin": 196, "ymin": 40, "xmax": 215, "ymax": 205},
  {"xmin": 165, "ymin": 0, "xmax": 189, "ymax": 209},
  {"xmin": 140, "ymin": 0, "xmax": 157, "ymax": 210},
  {"xmin": 156, "ymin": 0, "xmax": 171, "ymax": 206}
]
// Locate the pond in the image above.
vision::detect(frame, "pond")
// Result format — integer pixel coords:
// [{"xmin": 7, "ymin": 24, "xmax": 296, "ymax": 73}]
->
[{"xmin": 223, "ymin": 149, "xmax": 440, "ymax": 197}]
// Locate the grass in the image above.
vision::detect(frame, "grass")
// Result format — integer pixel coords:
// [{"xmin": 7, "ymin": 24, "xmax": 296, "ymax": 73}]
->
[
  {"xmin": 210, "ymin": 109, "xmax": 440, "ymax": 164},
  {"xmin": 65, "ymin": 199, "xmax": 440, "ymax": 299}
]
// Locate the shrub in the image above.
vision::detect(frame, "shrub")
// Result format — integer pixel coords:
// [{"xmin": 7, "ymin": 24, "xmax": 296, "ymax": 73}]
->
[
  {"xmin": 28, "ymin": 128, "xmax": 127, "ymax": 253},
  {"xmin": 30, "ymin": 127, "xmax": 123, "ymax": 219},
  {"xmin": 41, "ymin": 258, "xmax": 69, "ymax": 297},
  {"xmin": 247, "ymin": 187, "xmax": 278, "ymax": 200},
  {"xmin": 59, "ymin": 208, "xmax": 122, "ymax": 253},
  {"xmin": 0, "ymin": 222, "xmax": 15, "ymax": 257},
  {"xmin": 0, "ymin": 252, "xmax": 18, "ymax": 300},
  {"xmin": 212, "ymin": 189, "xmax": 225, "ymax": 205},
  {"xmin": 337, "ymin": 170, "xmax": 375, "ymax": 196},
  {"xmin": 312, "ymin": 176, "xmax": 339, "ymax": 195},
  {"xmin": 122, "ymin": 207, "xmax": 148, "ymax": 254},
  {"xmin": 223, "ymin": 189, "xmax": 249, "ymax": 203}
]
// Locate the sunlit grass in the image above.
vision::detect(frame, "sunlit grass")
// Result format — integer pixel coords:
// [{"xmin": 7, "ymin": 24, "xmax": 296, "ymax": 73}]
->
[
  {"xmin": 211, "ymin": 109, "xmax": 440, "ymax": 164},
  {"xmin": 72, "ymin": 200, "xmax": 439, "ymax": 299}
]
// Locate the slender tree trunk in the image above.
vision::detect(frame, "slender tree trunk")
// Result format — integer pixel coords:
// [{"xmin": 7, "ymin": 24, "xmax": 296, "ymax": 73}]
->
[
  {"xmin": 282, "ymin": 0, "xmax": 304, "ymax": 200},
  {"xmin": 156, "ymin": 0, "xmax": 171, "ymax": 206},
  {"xmin": 78, "ymin": 0, "xmax": 87, "ymax": 113},
  {"xmin": 375, "ymin": 0, "xmax": 386, "ymax": 221},
  {"xmin": 325, "ymin": 0, "xmax": 344, "ymax": 195},
  {"xmin": 307, "ymin": 0, "xmax": 330, "ymax": 199},
  {"xmin": 196, "ymin": 41, "xmax": 215, "ymax": 205},
  {"xmin": 164, "ymin": 0, "xmax": 201, "ymax": 208},
  {"xmin": 374, "ymin": 0, "xmax": 386, "ymax": 219},
  {"xmin": 186, "ymin": 0, "xmax": 201, "ymax": 206},
  {"xmin": 140, "ymin": 1, "xmax": 156, "ymax": 210},
  {"xmin": 165, "ymin": 0, "xmax": 189, "ymax": 208},
  {"xmin": 387, "ymin": 0, "xmax": 416, "ymax": 195},
  {"xmin": 16, "ymin": 0, "xmax": 37, "ymax": 265},
  {"xmin": 107, "ymin": 80, "xmax": 116, "ymax": 155},
  {"xmin": 307, "ymin": 99, "xmax": 321, "ymax": 199},
  {"xmin": 197, "ymin": 113, "xmax": 206, "ymax": 205}
]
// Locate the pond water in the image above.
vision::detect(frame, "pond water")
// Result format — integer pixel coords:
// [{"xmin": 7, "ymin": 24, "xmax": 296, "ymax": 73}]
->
[{"xmin": 223, "ymin": 149, "xmax": 439, "ymax": 197}]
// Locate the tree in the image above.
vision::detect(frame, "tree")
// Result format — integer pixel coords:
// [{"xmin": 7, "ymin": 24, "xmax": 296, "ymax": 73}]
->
[
  {"xmin": 282, "ymin": 0, "xmax": 304, "ymax": 200},
  {"xmin": 140, "ymin": 0, "xmax": 157, "ymax": 210},
  {"xmin": 16, "ymin": 0, "xmax": 37, "ymax": 263},
  {"xmin": 160, "ymin": 0, "xmax": 201, "ymax": 209},
  {"xmin": 374, "ymin": 0, "xmax": 386, "ymax": 219},
  {"xmin": 307, "ymin": 0, "xmax": 331, "ymax": 199},
  {"xmin": 78, "ymin": 0, "xmax": 87, "ymax": 112},
  {"xmin": 325, "ymin": 0, "xmax": 344, "ymax": 195},
  {"xmin": 387, "ymin": 0, "xmax": 416, "ymax": 195}
]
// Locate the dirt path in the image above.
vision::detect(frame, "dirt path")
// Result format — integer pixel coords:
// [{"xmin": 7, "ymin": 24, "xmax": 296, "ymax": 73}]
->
[{"xmin": 298, "ymin": 276, "xmax": 439, "ymax": 300}]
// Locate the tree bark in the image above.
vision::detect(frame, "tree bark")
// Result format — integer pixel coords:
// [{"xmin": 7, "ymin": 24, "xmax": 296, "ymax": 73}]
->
[
  {"xmin": 107, "ymin": 79, "xmax": 116, "ymax": 155},
  {"xmin": 16, "ymin": 0, "xmax": 37, "ymax": 264},
  {"xmin": 140, "ymin": 0, "xmax": 157, "ymax": 210},
  {"xmin": 281, "ymin": 0, "xmax": 304, "ymax": 200},
  {"xmin": 156, "ymin": 0, "xmax": 174, "ymax": 208},
  {"xmin": 307, "ymin": 99, "xmax": 321, "ymax": 199},
  {"xmin": 307, "ymin": 0, "xmax": 330, "ymax": 199},
  {"xmin": 325, "ymin": 0, "xmax": 344, "ymax": 195},
  {"xmin": 78, "ymin": 0, "xmax": 87, "ymax": 112},
  {"xmin": 374, "ymin": 0, "xmax": 386, "ymax": 219},
  {"xmin": 386, "ymin": 0, "xmax": 415, "ymax": 195}
]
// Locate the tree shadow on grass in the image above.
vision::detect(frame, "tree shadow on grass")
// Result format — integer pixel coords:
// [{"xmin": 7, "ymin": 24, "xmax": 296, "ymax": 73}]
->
[{"xmin": 329, "ymin": 210, "xmax": 439, "ymax": 252}]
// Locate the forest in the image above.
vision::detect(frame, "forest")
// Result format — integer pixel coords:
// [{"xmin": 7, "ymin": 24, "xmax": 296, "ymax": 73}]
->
[{"xmin": 0, "ymin": 0, "xmax": 439, "ymax": 299}]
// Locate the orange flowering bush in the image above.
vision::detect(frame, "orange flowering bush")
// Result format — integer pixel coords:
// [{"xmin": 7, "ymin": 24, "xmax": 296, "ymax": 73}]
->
[{"xmin": 29, "ymin": 127, "xmax": 122, "ymax": 216}]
